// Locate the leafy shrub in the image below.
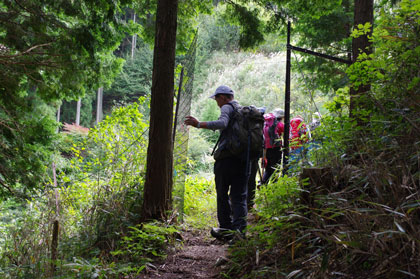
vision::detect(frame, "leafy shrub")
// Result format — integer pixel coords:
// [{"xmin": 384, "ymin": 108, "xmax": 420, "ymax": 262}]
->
[
  {"xmin": 255, "ymin": 175, "xmax": 300, "ymax": 219},
  {"xmin": 60, "ymin": 100, "xmax": 149, "ymax": 254},
  {"xmin": 183, "ymin": 175, "xmax": 217, "ymax": 228},
  {"xmin": 110, "ymin": 222, "xmax": 179, "ymax": 274},
  {"xmin": 0, "ymin": 196, "xmax": 54, "ymax": 278},
  {"xmin": 0, "ymin": 99, "xmax": 151, "ymax": 278}
]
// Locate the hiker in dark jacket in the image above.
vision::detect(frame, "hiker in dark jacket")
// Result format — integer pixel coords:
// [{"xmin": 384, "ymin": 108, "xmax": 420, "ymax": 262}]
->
[{"xmin": 184, "ymin": 85, "xmax": 248, "ymax": 240}]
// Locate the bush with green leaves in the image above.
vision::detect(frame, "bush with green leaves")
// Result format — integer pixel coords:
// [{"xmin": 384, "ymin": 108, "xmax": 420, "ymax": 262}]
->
[
  {"xmin": 186, "ymin": 129, "xmax": 214, "ymax": 172},
  {"xmin": 58, "ymin": 99, "xmax": 149, "ymax": 254},
  {"xmin": 0, "ymin": 99, "xmax": 153, "ymax": 278},
  {"xmin": 222, "ymin": 175, "xmax": 301, "ymax": 278},
  {"xmin": 254, "ymin": 175, "xmax": 301, "ymax": 219},
  {"xmin": 104, "ymin": 43, "xmax": 153, "ymax": 115},
  {"xmin": 110, "ymin": 222, "xmax": 179, "ymax": 275},
  {"xmin": 0, "ymin": 194, "xmax": 59, "ymax": 278},
  {"xmin": 0, "ymin": 91, "xmax": 58, "ymax": 198},
  {"xmin": 183, "ymin": 175, "xmax": 217, "ymax": 229}
]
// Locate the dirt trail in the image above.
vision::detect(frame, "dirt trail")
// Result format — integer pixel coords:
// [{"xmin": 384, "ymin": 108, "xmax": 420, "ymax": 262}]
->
[{"xmin": 139, "ymin": 229, "xmax": 228, "ymax": 279}]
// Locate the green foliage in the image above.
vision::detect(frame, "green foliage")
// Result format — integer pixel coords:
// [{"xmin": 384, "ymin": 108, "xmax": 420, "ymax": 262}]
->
[
  {"xmin": 0, "ymin": 197, "xmax": 52, "ymax": 278},
  {"xmin": 183, "ymin": 175, "xmax": 217, "ymax": 228},
  {"xmin": 347, "ymin": 0, "xmax": 420, "ymax": 118},
  {"xmin": 277, "ymin": 0, "xmax": 352, "ymax": 92},
  {"xmin": 59, "ymin": 93, "xmax": 96, "ymax": 127},
  {"xmin": 197, "ymin": 9, "xmax": 240, "ymax": 55},
  {"xmin": 0, "ymin": 0, "xmax": 133, "ymax": 100},
  {"xmin": 134, "ymin": 0, "xmax": 213, "ymax": 54},
  {"xmin": 57, "ymin": 223, "xmax": 178, "ymax": 278},
  {"xmin": 104, "ymin": 43, "xmax": 153, "ymax": 110},
  {"xmin": 0, "ymin": 100, "xmax": 152, "ymax": 278},
  {"xmin": 223, "ymin": 2, "xmax": 265, "ymax": 49},
  {"xmin": 222, "ymin": 176, "xmax": 302, "ymax": 278},
  {"xmin": 193, "ymin": 8, "xmax": 241, "ymax": 100},
  {"xmin": 225, "ymin": 2, "xmax": 420, "ymax": 278},
  {"xmin": 351, "ymin": 22, "xmax": 373, "ymax": 39},
  {"xmin": 186, "ymin": 129, "xmax": 214, "ymax": 172},
  {"xmin": 212, "ymin": 0, "xmax": 353, "ymax": 92},
  {"xmin": 323, "ymin": 87, "xmax": 350, "ymax": 115},
  {"xmin": 111, "ymin": 222, "xmax": 178, "ymax": 267},
  {"xmin": 0, "ymin": 91, "xmax": 58, "ymax": 197},
  {"xmin": 255, "ymin": 176, "xmax": 301, "ymax": 219},
  {"xmin": 60, "ymin": 100, "xmax": 149, "ymax": 252},
  {"xmin": 0, "ymin": 0, "xmax": 135, "ymax": 196},
  {"xmin": 198, "ymin": 101, "xmax": 223, "ymax": 144},
  {"xmin": 193, "ymin": 51, "xmax": 288, "ymax": 116},
  {"xmin": 175, "ymin": 0, "xmax": 213, "ymax": 53},
  {"xmin": 61, "ymin": 257, "xmax": 118, "ymax": 279}
]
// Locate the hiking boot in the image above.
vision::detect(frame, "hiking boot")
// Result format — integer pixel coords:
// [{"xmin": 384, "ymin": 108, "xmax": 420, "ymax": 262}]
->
[{"xmin": 210, "ymin": 228, "xmax": 236, "ymax": 241}]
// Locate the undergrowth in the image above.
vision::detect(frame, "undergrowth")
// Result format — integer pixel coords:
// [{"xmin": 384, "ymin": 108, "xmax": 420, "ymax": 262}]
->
[
  {"xmin": 0, "ymin": 100, "xmax": 180, "ymax": 278},
  {"xmin": 183, "ymin": 175, "xmax": 217, "ymax": 229},
  {"xmin": 224, "ymin": 2, "xmax": 420, "ymax": 278}
]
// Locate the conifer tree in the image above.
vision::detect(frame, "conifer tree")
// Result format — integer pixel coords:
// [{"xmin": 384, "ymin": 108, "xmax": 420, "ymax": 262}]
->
[{"xmin": 142, "ymin": 0, "xmax": 179, "ymax": 220}]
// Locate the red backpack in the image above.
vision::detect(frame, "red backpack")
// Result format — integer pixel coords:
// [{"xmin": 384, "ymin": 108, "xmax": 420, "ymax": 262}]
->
[
  {"xmin": 289, "ymin": 117, "xmax": 308, "ymax": 150},
  {"xmin": 263, "ymin": 113, "xmax": 283, "ymax": 149}
]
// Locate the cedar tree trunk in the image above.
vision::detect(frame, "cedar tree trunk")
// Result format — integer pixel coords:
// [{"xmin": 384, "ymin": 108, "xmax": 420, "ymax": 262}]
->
[
  {"xmin": 142, "ymin": 0, "xmax": 178, "ymax": 220},
  {"xmin": 350, "ymin": 0, "xmax": 374, "ymax": 119}
]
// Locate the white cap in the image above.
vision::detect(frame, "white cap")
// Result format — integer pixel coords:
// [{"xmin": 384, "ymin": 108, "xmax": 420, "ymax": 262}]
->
[{"xmin": 273, "ymin": 108, "xmax": 284, "ymax": 118}]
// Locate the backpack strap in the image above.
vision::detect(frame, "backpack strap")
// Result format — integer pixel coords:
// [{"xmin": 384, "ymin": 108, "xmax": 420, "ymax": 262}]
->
[
  {"xmin": 211, "ymin": 135, "xmax": 221, "ymax": 156},
  {"xmin": 211, "ymin": 102, "xmax": 236, "ymax": 156},
  {"xmin": 268, "ymin": 118, "xmax": 279, "ymax": 146}
]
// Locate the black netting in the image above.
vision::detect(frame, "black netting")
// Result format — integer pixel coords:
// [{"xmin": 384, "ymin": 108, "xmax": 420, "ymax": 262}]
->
[{"xmin": 173, "ymin": 33, "xmax": 197, "ymax": 221}]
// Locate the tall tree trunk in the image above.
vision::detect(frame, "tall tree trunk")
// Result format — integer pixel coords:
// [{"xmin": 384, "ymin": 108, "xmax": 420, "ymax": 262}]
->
[
  {"xmin": 142, "ymin": 0, "xmax": 178, "ymax": 220},
  {"xmin": 56, "ymin": 105, "xmax": 61, "ymax": 133},
  {"xmin": 350, "ymin": 0, "xmax": 373, "ymax": 119},
  {"xmin": 131, "ymin": 13, "xmax": 137, "ymax": 60},
  {"xmin": 76, "ymin": 98, "xmax": 81, "ymax": 126},
  {"xmin": 96, "ymin": 87, "xmax": 103, "ymax": 125}
]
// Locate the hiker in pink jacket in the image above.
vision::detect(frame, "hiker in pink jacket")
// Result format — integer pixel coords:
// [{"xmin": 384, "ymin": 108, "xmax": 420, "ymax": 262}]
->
[{"xmin": 261, "ymin": 108, "xmax": 284, "ymax": 184}]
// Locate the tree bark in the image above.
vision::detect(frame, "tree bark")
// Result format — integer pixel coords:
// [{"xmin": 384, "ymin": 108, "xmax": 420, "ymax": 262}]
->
[
  {"xmin": 349, "ymin": 0, "xmax": 373, "ymax": 119},
  {"xmin": 142, "ymin": 0, "xmax": 178, "ymax": 220},
  {"xmin": 56, "ymin": 105, "xmax": 61, "ymax": 133},
  {"xmin": 50, "ymin": 162, "xmax": 60, "ymax": 275},
  {"xmin": 131, "ymin": 12, "xmax": 137, "ymax": 60},
  {"xmin": 96, "ymin": 87, "xmax": 103, "ymax": 125},
  {"xmin": 76, "ymin": 98, "xmax": 81, "ymax": 126}
]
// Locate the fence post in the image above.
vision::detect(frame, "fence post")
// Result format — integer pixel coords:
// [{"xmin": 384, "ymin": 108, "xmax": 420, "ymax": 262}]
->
[{"xmin": 282, "ymin": 21, "xmax": 291, "ymax": 175}]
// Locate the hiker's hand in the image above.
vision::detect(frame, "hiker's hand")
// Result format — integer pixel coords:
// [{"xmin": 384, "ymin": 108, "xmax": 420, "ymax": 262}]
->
[{"xmin": 184, "ymin": 116, "xmax": 199, "ymax": 127}]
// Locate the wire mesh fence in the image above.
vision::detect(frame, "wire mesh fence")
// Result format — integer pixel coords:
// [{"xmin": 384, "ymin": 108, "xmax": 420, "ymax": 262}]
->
[{"xmin": 173, "ymin": 33, "xmax": 197, "ymax": 222}]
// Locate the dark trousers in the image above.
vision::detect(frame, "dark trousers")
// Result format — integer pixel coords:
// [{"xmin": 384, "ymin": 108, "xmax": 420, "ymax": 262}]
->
[
  {"xmin": 214, "ymin": 156, "xmax": 249, "ymax": 232},
  {"xmin": 262, "ymin": 147, "xmax": 282, "ymax": 184},
  {"xmin": 247, "ymin": 159, "xmax": 259, "ymax": 210}
]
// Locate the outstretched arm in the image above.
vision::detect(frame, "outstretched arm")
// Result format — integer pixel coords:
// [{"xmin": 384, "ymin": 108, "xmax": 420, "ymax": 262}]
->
[{"xmin": 184, "ymin": 116, "xmax": 208, "ymax": 129}]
